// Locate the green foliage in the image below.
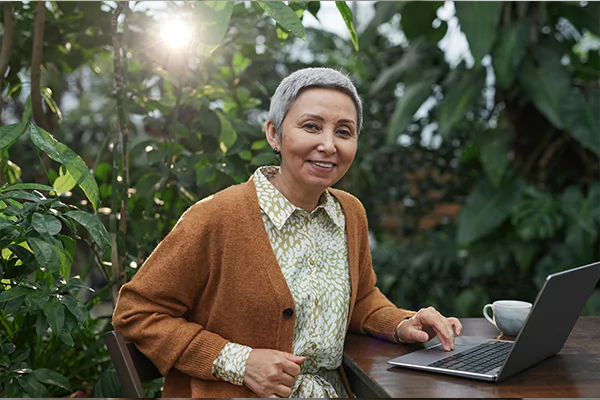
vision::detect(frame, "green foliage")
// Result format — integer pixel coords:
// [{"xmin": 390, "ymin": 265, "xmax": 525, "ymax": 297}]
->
[
  {"xmin": 0, "ymin": 123, "xmax": 102, "ymax": 211},
  {"xmin": 0, "ymin": 184, "xmax": 111, "ymax": 397},
  {"xmin": 258, "ymin": 1, "xmax": 306, "ymax": 40},
  {"xmin": 454, "ymin": 2, "xmax": 503, "ymax": 65},
  {"xmin": 458, "ymin": 177, "xmax": 525, "ymax": 245},
  {"xmin": 335, "ymin": 1, "xmax": 358, "ymax": 51},
  {"xmin": 492, "ymin": 21, "xmax": 531, "ymax": 89},
  {"xmin": 1, "ymin": 1, "xmax": 598, "ymax": 397},
  {"xmin": 477, "ymin": 124, "xmax": 514, "ymax": 188},
  {"xmin": 436, "ymin": 68, "xmax": 485, "ymax": 139},
  {"xmin": 400, "ymin": 2, "xmax": 447, "ymax": 45},
  {"xmin": 563, "ymin": 88, "xmax": 600, "ymax": 153},
  {"xmin": 518, "ymin": 43, "xmax": 571, "ymax": 130}
]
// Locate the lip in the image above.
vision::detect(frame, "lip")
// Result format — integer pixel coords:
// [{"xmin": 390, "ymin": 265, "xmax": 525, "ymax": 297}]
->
[
  {"xmin": 308, "ymin": 160, "xmax": 336, "ymax": 167},
  {"xmin": 308, "ymin": 160, "xmax": 336, "ymax": 172}
]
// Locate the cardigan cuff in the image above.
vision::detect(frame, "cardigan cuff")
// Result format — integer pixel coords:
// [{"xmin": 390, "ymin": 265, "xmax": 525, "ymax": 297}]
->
[
  {"xmin": 173, "ymin": 329, "xmax": 231, "ymax": 380},
  {"xmin": 365, "ymin": 308, "xmax": 416, "ymax": 343}
]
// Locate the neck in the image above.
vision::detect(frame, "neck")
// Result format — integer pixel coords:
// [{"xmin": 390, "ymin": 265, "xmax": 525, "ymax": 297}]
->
[{"xmin": 270, "ymin": 171, "xmax": 324, "ymax": 212}]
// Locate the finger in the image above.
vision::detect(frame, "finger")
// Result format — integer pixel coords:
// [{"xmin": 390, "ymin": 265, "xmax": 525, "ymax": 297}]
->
[
  {"xmin": 284, "ymin": 353, "xmax": 306, "ymax": 364},
  {"xmin": 404, "ymin": 324, "xmax": 430, "ymax": 343},
  {"xmin": 268, "ymin": 395, "xmax": 279, "ymax": 398},
  {"xmin": 429, "ymin": 315, "xmax": 455, "ymax": 351},
  {"xmin": 282, "ymin": 359, "xmax": 302, "ymax": 377},
  {"xmin": 280, "ymin": 371, "xmax": 297, "ymax": 388},
  {"xmin": 275, "ymin": 384, "xmax": 293, "ymax": 398},
  {"xmin": 449, "ymin": 317, "xmax": 463, "ymax": 336}
]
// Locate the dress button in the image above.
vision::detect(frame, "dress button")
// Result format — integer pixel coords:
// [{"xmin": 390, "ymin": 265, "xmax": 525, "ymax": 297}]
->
[{"xmin": 283, "ymin": 308, "xmax": 294, "ymax": 318}]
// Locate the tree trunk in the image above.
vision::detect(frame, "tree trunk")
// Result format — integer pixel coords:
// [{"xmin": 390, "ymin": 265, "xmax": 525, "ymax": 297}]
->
[
  {"xmin": 31, "ymin": 0, "xmax": 49, "ymax": 130},
  {"xmin": 110, "ymin": 1, "xmax": 130, "ymax": 302},
  {"xmin": 0, "ymin": 2, "xmax": 15, "ymax": 90}
]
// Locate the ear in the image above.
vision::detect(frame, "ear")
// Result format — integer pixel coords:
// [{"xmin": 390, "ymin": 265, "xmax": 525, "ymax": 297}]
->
[{"xmin": 265, "ymin": 120, "xmax": 280, "ymax": 150}]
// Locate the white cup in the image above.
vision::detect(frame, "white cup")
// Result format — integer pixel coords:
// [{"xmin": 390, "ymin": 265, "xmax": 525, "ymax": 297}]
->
[{"xmin": 483, "ymin": 300, "xmax": 532, "ymax": 337}]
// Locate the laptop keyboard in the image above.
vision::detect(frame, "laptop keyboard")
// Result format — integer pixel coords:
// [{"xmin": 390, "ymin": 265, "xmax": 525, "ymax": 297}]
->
[{"xmin": 428, "ymin": 341, "xmax": 513, "ymax": 374}]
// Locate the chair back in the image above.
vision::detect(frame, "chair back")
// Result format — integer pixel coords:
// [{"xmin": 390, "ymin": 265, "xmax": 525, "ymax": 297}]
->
[{"xmin": 105, "ymin": 330, "xmax": 162, "ymax": 398}]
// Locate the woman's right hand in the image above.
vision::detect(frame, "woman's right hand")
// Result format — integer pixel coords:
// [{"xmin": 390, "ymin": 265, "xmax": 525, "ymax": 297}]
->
[{"xmin": 243, "ymin": 348, "xmax": 305, "ymax": 398}]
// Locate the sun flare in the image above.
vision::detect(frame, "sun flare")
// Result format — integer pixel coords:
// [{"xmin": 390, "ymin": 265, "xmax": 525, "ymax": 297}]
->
[{"xmin": 160, "ymin": 19, "xmax": 192, "ymax": 49}]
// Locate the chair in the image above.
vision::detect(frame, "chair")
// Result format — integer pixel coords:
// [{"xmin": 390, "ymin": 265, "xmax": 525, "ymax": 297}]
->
[{"xmin": 105, "ymin": 330, "xmax": 163, "ymax": 398}]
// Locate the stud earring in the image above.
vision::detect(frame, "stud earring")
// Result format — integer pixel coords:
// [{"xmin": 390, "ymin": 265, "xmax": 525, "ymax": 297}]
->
[{"xmin": 272, "ymin": 147, "xmax": 281, "ymax": 155}]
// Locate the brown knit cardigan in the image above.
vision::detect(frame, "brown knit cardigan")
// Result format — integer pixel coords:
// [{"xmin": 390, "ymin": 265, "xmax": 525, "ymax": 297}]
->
[{"xmin": 112, "ymin": 177, "xmax": 415, "ymax": 398}]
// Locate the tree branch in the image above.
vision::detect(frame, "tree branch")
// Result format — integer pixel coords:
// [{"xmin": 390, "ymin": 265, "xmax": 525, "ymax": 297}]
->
[
  {"xmin": 31, "ymin": 0, "xmax": 48, "ymax": 130},
  {"xmin": 0, "ymin": 2, "xmax": 15, "ymax": 90},
  {"xmin": 111, "ymin": 1, "xmax": 130, "ymax": 293}
]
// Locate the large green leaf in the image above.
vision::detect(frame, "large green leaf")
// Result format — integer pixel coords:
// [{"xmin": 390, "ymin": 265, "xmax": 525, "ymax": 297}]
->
[
  {"xmin": 518, "ymin": 46, "xmax": 570, "ymax": 130},
  {"xmin": 29, "ymin": 124, "xmax": 100, "ymax": 211},
  {"xmin": 31, "ymin": 213, "xmax": 63, "ymax": 236},
  {"xmin": 93, "ymin": 367, "xmax": 124, "ymax": 398},
  {"xmin": 561, "ymin": 184, "xmax": 600, "ymax": 235},
  {"xmin": 563, "ymin": 88, "xmax": 600, "ymax": 154},
  {"xmin": 61, "ymin": 294, "xmax": 89, "ymax": 325},
  {"xmin": 492, "ymin": 21, "xmax": 531, "ymax": 89},
  {"xmin": 63, "ymin": 276, "xmax": 93, "ymax": 293},
  {"xmin": 53, "ymin": 166, "xmax": 77, "ymax": 194},
  {"xmin": 195, "ymin": 1, "xmax": 234, "ymax": 50},
  {"xmin": 135, "ymin": 172, "xmax": 162, "ymax": 199},
  {"xmin": 0, "ymin": 286, "xmax": 32, "ymax": 303},
  {"xmin": 65, "ymin": 210, "xmax": 111, "ymax": 256},
  {"xmin": 258, "ymin": 1, "xmax": 306, "ymax": 39},
  {"xmin": 478, "ymin": 125, "xmax": 514, "ymax": 187},
  {"xmin": 36, "ymin": 313, "xmax": 49, "ymax": 339},
  {"xmin": 32, "ymin": 368, "xmax": 71, "ymax": 391},
  {"xmin": 7, "ymin": 244, "xmax": 37, "ymax": 277},
  {"xmin": 511, "ymin": 186, "xmax": 564, "ymax": 241},
  {"xmin": 369, "ymin": 40, "xmax": 442, "ymax": 96},
  {"xmin": 335, "ymin": 1, "xmax": 358, "ymax": 51},
  {"xmin": 400, "ymin": 1, "xmax": 446, "ymax": 45},
  {"xmin": 18, "ymin": 376, "xmax": 49, "ymax": 398},
  {"xmin": 387, "ymin": 69, "xmax": 440, "ymax": 144},
  {"xmin": 217, "ymin": 112, "xmax": 237, "ymax": 155},
  {"xmin": 455, "ymin": 2, "xmax": 503, "ymax": 65},
  {"xmin": 0, "ymin": 190, "xmax": 43, "ymax": 202},
  {"xmin": 43, "ymin": 300, "xmax": 65, "ymax": 336},
  {"xmin": 0, "ymin": 183, "xmax": 54, "ymax": 192},
  {"xmin": 0, "ymin": 122, "xmax": 29, "ymax": 152},
  {"xmin": 560, "ymin": 184, "xmax": 600, "ymax": 264},
  {"xmin": 458, "ymin": 177, "xmax": 525, "ymax": 245},
  {"xmin": 27, "ymin": 237, "xmax": 61, "ymax": 277},
  {"xmin": 436, "ymin": 69, "xmax": 485, "ymax": 139}
]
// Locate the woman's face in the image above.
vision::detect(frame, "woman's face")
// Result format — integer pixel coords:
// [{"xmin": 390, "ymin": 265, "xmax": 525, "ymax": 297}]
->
[{"xmin": 266, "ymin": 87, "xmax": 359, "ymax": 194}]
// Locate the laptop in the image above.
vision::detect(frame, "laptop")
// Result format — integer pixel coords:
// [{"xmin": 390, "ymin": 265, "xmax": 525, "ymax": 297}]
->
[{"xmin": 387, "ymin": 261, "xmax": 600, "ymax": 383}]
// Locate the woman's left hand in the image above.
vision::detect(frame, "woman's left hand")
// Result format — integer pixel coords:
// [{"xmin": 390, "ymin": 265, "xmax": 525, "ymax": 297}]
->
[{"xmin": 396, "ymin": 306, "xmax": 463, "ymax": 351}]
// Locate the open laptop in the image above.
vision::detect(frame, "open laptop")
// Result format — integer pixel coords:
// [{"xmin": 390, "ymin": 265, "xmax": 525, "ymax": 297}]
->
[{"xmin": 387, "ymin": 261, "xmax": 600, "ymax": 383}]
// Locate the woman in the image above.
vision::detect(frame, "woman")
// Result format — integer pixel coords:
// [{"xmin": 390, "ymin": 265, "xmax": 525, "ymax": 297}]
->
[{"xmin": 112, "ymin": 67, "xmax": 462, "ymax": 398}]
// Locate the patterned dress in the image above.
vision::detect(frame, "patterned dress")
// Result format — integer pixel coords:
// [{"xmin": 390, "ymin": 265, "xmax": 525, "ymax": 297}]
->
[{"xmin": 212, "ymin": 166, "xmax": 351, "ymax": 398}]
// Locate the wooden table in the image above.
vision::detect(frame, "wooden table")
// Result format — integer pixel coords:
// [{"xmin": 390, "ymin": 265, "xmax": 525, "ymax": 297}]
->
[{"xmin": 342, "ymin": 317, "xmax": 600, "ymax": 398}]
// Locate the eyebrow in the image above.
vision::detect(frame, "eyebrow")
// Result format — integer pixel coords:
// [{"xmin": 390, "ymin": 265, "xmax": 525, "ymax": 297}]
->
[{"xmin": 299, "ymin": 113, "xmax": 356, "ymax": 126}]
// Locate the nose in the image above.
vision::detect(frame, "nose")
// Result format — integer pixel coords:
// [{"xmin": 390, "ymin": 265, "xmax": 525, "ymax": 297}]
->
[{"xmin": 317, "ymin": 129, "xmax": 336, "ymax": 155}]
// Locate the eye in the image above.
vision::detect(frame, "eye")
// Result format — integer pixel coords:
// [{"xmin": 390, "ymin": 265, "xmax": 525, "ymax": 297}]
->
[
  {"xmin": 337, "ymin": 128, "xmax": 352, "ymax": 137},
  {"xmin": 303, "ymin": 123, "xmax": 319, "ymax": 132}
]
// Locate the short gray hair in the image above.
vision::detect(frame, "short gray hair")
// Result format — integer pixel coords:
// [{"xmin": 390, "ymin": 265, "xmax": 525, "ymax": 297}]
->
[{"xmin": 268, "ymin": 67, "xmax": 363, "ymax": 139}]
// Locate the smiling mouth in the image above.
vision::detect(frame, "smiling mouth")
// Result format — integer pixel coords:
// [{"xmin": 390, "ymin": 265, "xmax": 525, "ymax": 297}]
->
[{"xmin": 309, "ymin": 161, "xmax": 336, "ymax": 168}]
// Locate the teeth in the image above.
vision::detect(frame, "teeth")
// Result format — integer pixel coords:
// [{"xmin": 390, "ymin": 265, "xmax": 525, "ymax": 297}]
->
[{"xmin": 313, "ymin": 161, "xmax": 334, "ymax": 168}]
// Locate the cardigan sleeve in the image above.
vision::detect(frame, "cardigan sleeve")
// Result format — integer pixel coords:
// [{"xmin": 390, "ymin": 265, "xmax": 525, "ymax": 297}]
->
[
  {"xmin": 347, "ymin": 199, "xmax": 416, "ymax": 341},
  {"xmin": 112, "ymin": 202, "xmax": 229, "ymax": 380}
]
